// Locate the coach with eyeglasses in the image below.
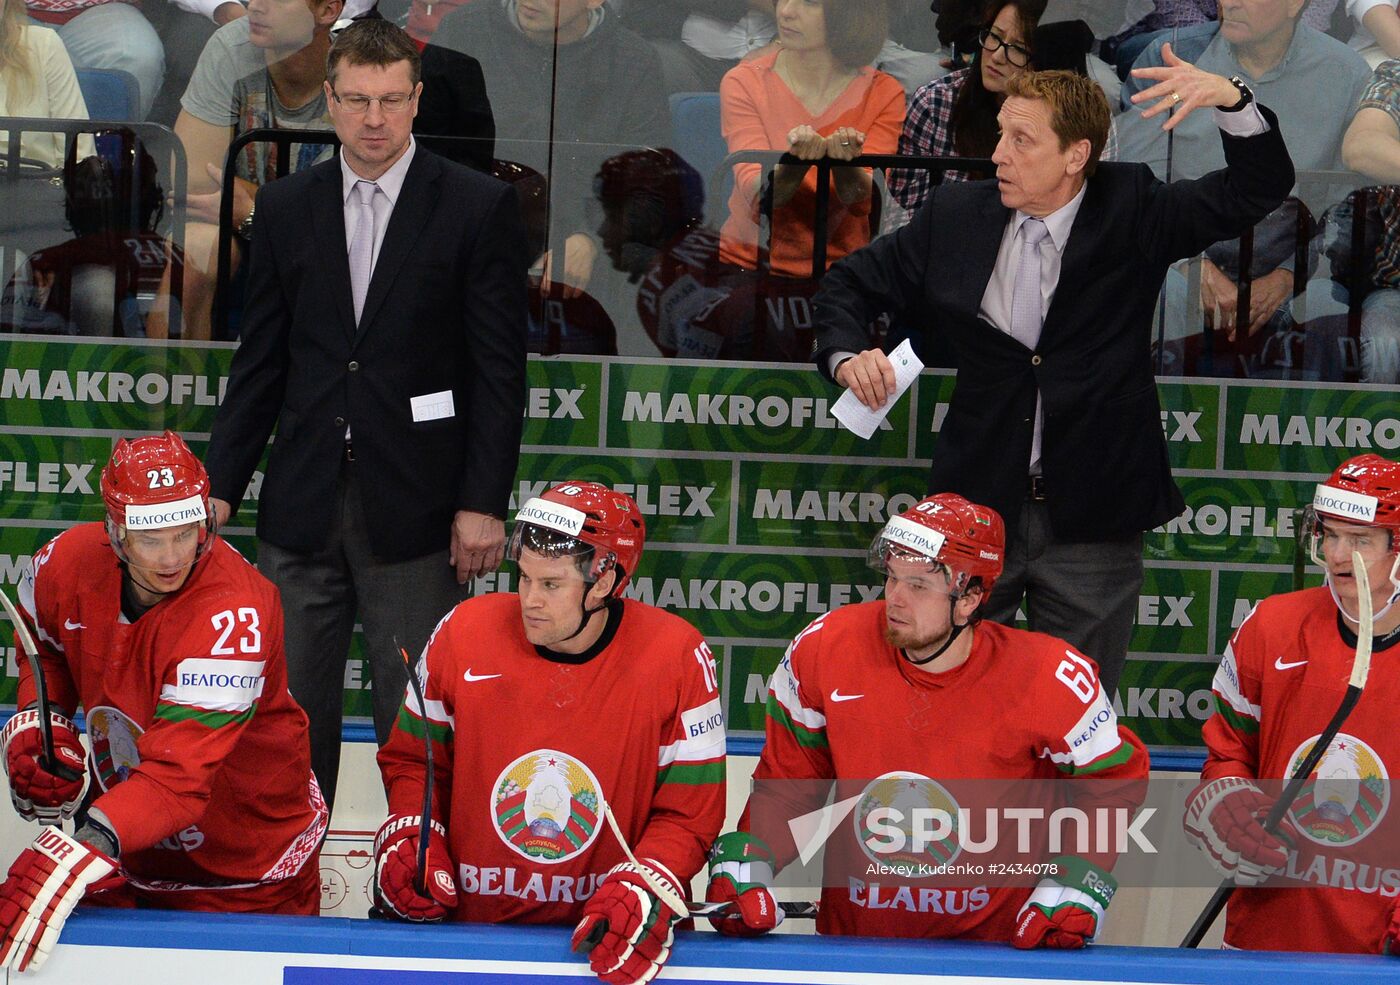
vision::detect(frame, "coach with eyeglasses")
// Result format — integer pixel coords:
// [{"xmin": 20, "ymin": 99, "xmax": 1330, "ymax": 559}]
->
[{"xmin": 204, "ymin": 18, "xmax": 529, "ymax": 812}]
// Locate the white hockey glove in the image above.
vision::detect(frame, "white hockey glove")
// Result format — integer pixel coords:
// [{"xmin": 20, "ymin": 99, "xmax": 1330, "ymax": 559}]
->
[
  {"xmin": 0, "ymin": 826, "xmax": 122, "ymax": 972},
  {"xmin": 1184, "ymin": 775, "xmax": 1299, "ymax": 886}
]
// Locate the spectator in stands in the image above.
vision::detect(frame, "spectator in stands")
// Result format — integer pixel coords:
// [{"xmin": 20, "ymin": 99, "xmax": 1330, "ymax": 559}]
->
[
  {"xmin": 431, "ymin": 0, "xmax": 669, "ymax": 301},
  {"xmin": 717, "ymin": 0, "xmax": 905, "ymax": 282},
  {"xmin": 622, "ymin": 0, "xmax": 943, "ymax": 96},
  {"xmin": 1341, "ymin": 0, "xmax": 1400, "ymax": 66},
  {"xmin": 1103, "ymin": 0, "xmax": 1340, "ymax": 78},
  {"xmin": 888, "ymin": 11, "xmax": 1120, "ymax": 245},
  {"xmin": 1286, "ymin": 58, "xmax": 1400, "ymax": 383},
  {"xmin": 932, "ymin": 0, "xmax": 996, "ymax": 67},
  {"xmin": 620, "ymin": 0, "xmax": 776, "ymax": 93},
  {"xmin": 22, "ymin": 0, "xmax": 162, "ymax": 119},
  {"xmin": 146, "ymin": 0, "xmax": 249, "ymax": 127},
  {"xmin": 1117, "ymin": 3, "xmax": 1369, "ymax": 358},
  {"xmin": 167, "ymin": 0, "xmax": 342, "ymax": 339},
  {"xmin": 0, "ymin": 0, "xmax": 88, "ymax": 168},
  {"xmin": 889, "ymin": 2, "xmax": 1041, "ymax": 210}
]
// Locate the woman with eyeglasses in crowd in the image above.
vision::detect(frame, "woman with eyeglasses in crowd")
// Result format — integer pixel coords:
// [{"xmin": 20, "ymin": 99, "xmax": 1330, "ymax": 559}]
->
[
  {"xmin": 887, "ymin": 0, "xmax": 1041, "ymax": 214},
  {"xmin": 885, "ymin": 1, "xmax": 1042, "ymax": 220},
  {"xmin": 887, "ymin": 0, "xmax": 1120, "ymax": 223}
]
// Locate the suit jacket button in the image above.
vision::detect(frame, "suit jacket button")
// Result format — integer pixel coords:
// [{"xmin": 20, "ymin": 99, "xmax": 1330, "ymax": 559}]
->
[
  {"xmin": 334, "ymin": 416, "xmax": 346, "ymax": 427},
  {"xmin": 348, "ymin": 361, "xmax": 360, "ymax": 372},
  {"xmin": 1031, "ymin": 354, "xmax": 1042, "ymax": 366}
]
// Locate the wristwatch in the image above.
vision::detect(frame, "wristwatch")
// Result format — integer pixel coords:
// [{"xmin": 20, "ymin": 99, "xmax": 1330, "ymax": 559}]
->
[
  {"xmin": 1221, "ymin": 75, "xmax": 1254, "ymax": 113},
  {"xmin": 238, "ymin": 202, "xmax": 256, "ymax": 239}
]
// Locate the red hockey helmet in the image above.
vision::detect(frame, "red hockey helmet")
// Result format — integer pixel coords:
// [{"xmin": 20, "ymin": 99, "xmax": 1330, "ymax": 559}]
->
[
  {"xmin": 507, "ymin": 481, "xmax": 645, "ymax": 596},
  {"xmin": 868, "ymin": 493, "xmax": 1005, "ymax": 598},
  {"xmin": 100, "ymin": 430, "xmax": 214, "ymax": 563},
  {"xmin": 1309, "ymin": 454, "xmax": 1400, "ymax": 543}
]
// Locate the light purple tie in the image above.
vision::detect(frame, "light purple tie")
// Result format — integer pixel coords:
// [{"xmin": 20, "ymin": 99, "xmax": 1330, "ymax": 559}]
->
[
  {"xmin": 349, "ymin": 179, "xmax": 381, "ymax": 325},
  {"xmin": 1010, "ymin": 218, "xmax": 1049, "ymax": 472}
]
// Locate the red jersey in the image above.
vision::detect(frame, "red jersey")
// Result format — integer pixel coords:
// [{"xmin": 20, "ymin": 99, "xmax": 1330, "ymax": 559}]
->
[
  {"xmin": 746, "ymin": 603, "xmax": 1148, "ymax": 940},
  {"xmin": 377, "ymin": 594, "xmax": 726, "ymax": 924},
  {"xmin": 16, "ymin": 525, "xmax": 326, "ymax": 898},
  {"xmin": 1204, "ymin": 586, "xmax": 1400, "ymax": 953},
  {"xmin": 2, "ymin": 232, "xmax": 183, "ymax": 337},
  {"xmin": 635, "ymin": 226, "xmax": 821, "ymax": 362}
]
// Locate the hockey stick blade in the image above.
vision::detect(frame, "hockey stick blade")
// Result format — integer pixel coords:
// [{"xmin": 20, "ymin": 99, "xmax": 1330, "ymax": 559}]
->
[
  {"xmin": 1181, "ymin": 551, "xmax": 1374, "ymax": 947},
  {"xmin": 395, "ymin": 636, "xmax": 434, "ymax": 901},
  {"xmin": 0, "ymin": 586, "xmax": 83, "ymax": 782}
]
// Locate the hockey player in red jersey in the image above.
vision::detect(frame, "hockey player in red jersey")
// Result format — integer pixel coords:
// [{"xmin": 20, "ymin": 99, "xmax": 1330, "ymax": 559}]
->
[
  {"xmin": 0, "ymin": 432, "xmax": 326, "ymax": 972},
  {"xmin": 705, "ymin": 493, "xmax": 1148, "ymax": 947},
  {"xmin": 1186, "ymin": 453, "xmax": 1400, "ymax": 953},
  {"xmin": 375, "ymin": 481, "xmax": 725, "ymax": 984}
]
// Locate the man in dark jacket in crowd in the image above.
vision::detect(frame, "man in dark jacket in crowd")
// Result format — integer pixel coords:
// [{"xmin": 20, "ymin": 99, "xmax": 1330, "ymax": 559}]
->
[{"xmin": 431, "ymin": 0, "xmax": 669, "ymax": 300}]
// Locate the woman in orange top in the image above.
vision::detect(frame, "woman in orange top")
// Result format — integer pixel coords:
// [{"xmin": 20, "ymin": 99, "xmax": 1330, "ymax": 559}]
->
[{"xmin": 718, "ymin": 0, "xmax": 905, "ymax": 279}]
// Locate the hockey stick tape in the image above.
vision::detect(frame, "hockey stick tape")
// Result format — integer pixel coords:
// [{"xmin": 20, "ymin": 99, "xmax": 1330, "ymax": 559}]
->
[
  {"xmin": 0, "ymin": 588, "xmax": 40, "ymax": 665},
  {"xmin": 1351, "ymin": 550, "xmax": 1374, "ymax": 690},
  {"xmin": 599, "ymin": 798, "xmax": 689, "ymax": 918}
]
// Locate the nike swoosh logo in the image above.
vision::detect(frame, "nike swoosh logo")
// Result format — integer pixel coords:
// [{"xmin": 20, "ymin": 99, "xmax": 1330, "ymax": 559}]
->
[
  {"xmin": 829, "ymin": 689, "xmax": 864, "ymax": 703},
  {"xmin": 1274, "ymin": 657, "xmax": 1307, "ymax": 671},
  {"xmin": 64, "ymin": 619, "xmax": 85, "ymax": 630},
  {"xmin": 464, "ymin": 670, "xmax": 502, "ymax": 683}
]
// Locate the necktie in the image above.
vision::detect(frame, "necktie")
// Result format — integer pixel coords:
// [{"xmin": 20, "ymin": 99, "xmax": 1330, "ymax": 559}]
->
[
  {"xmin": 348, "ymin": 179, "xmax": 381, "ymax": 325},
  {"xmin": 1010, "ymin": 217, "xmax": 1050, "ymax": 472}
]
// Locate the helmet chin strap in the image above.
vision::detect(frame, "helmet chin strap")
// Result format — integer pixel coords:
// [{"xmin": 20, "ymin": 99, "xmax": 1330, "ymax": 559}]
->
[
  {"xmin": 557, "ymin": 564, "xmax": 620, "ymax": 644},
  {"xmin": 559, "ymin": 597, "xmax": 610, "ymax": 644},
  {"xmin": 903, "ymin": 595, "xmax": 972, "ymax": 666}
]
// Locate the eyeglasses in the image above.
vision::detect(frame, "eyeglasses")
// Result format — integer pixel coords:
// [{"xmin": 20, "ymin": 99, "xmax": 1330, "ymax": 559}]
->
[
  {"xmin": 978, "ymin": 28, "xmax": 1031, "ymax": 68},
  {"xmin": 331, "ymin": 90, "xmax": 415, "ymax": 114}
]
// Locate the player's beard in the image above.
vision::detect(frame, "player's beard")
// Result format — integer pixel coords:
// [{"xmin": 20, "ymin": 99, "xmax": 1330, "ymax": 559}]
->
[{"xmin": 883, "ymin": 621, "xmax": 951, "ymax": 656}]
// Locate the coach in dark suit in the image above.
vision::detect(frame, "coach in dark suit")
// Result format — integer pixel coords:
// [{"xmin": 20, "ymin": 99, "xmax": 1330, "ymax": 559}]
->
[
  {"xmin": 814, "ymin": 55, "xmax": 1293, "ymax": 693},
  {"xmin": 204, "ymin": 20, "xmax": 528, "ymax": 809}
]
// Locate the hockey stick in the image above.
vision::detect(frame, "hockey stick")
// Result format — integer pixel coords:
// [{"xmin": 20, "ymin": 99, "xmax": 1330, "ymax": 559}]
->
[
  {"xmin": 0, "ymin": 587, "xmax": 83, "ymax": 783},
  {"xmin": 578, "ymin": 795, "xmax": 820, "ymax": 949},
  {"xmin": 395, "ymin": 637, "xmax": 433, "ymax": 899},
  {"xmin": 1181, "ymin": 550, "xmax": 1375, "ymax": 948},
  {"xmin": 688, "ymin": 899, "xmax": 818, "ymax": 920}
]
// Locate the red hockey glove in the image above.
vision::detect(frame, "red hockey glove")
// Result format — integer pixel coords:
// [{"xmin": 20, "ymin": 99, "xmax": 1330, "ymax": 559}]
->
[
  {"xmin": 372, "ymin": 814, "xmax": 458, "ymax": 922},
  {"xmin": 1184, "ymin": 776, "xmax": 1299, "ymax": 886},
  {"xmin": 705, "ymin": 831, "xmax": 783, "ymax": 937},
  {"xmin": 1013, "ymin": 857, "xmax": 1117, "ymax": 949},
  {"xmin": 0, "ymin": 827, "xmax": 122, "ymax": 972},
  {"xmin": 571, "ymin": 861, "xmax": 685, "ymax": 985},
  {"xmin": 1, "ymin": 708, "xmax": 86, "ymax": 823}
]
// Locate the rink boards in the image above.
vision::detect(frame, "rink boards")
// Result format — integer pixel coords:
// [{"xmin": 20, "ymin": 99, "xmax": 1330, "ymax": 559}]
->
[{"xmin": 17, "ymin": 910, "xmax": 1400, "ymax": 985}]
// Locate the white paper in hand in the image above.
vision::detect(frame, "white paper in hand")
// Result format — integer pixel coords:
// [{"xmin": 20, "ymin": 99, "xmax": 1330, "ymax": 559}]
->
[{"xmin": 832, "ymin": 339, "xmax": 924, "ymax": 440}]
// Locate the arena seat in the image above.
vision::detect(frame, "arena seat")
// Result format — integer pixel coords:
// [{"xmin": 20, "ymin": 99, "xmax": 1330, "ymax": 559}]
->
[{"xmin": 75, "ymin": 68, "xmax": 142, "ymax": 122}]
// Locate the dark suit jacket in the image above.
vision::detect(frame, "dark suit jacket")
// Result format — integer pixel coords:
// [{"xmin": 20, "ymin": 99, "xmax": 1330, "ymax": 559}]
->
[
  {"xmin": 814, "ymin": 108, "xmax": 1294, "ymax": 542},
  {"xmin": 206, "ymin": 146, "xmax": 529, "ymax": 561}
]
